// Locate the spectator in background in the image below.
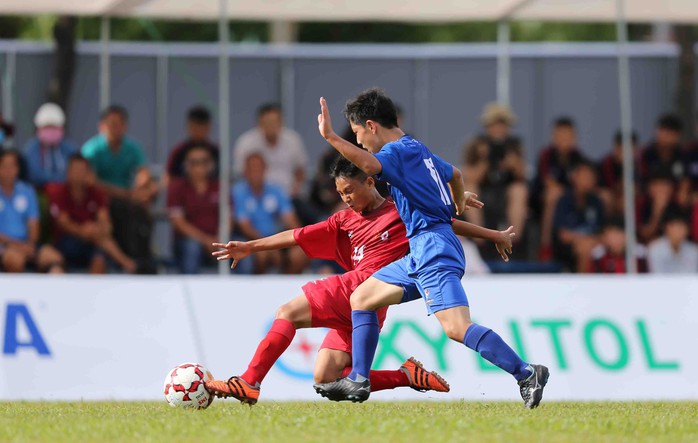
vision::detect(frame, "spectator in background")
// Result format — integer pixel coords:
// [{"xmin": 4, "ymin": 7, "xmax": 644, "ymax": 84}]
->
[
  {"xmin": 0, "ymin": 150, "xmax": 63, "ymax": 273},
  {"xmin": 232, "ymin": 153, "xmax": 307, "ymax": 274},
  {"xmin": 597, "ymin": 130, "xmax": 640, "ymax": 217},
  {"xmin": 23, "ymin": 103, "xmax": 76, "ymax": 188},
  {"xmin": 647, "ymin": 208, "xmax": 698, "ymax": 273},
  {"xmin": 0, "ymin": 113, "xmax": 14, "ymax": 150},
  {"xmin": 165, "ymin": 106, "xmax": 219, "ymax": 183},
  {"xmin": 533, "ymin": 117, "xmax": 587, "ymax": 261},
  {"xmin": 167, "ymin": 144, "xmax": 221, "ymax": 274},
  {"xmin": 552, "ymin": 160, "xmax": 604, "ymax": 273},
  {"xmin": 81, "ymin": 105, "xmax": 158, "ymax": 273},
  {"xmin": 639, "ymin": 174, "xmax": 675, "ymax": 243},
  {"xmin": 463, "ymin": 103, "xmax": 527, "ymax": 258},
  {"xmin": 640, "ymin": 114, "xmax": 689, "ymax": 206},
  {"xmin": 683, "ymin": 118, "xmax": 698, "ymax": 203},
  {"xmin": 591, "ymin": 217, "xmax": 647, "ymax": 274},
  {"xmin": 233, "ymin": 103, "xmax": 312, "ymax": 222},
  {"xmin": 50, "ymin": 154, "xmax": 136, "ymax": 274}
]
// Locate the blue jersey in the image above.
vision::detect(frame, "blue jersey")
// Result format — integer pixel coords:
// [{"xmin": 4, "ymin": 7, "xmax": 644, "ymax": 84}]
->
[{"xmin": 375, "ymin": 136, "xmax": 454, "ymax": 237}]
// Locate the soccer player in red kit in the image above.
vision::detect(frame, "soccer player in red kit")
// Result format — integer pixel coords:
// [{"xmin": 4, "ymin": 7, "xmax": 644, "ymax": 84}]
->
[{"xmin": 205, "ymin": 157, "xmax": 515, "ymax": 404}]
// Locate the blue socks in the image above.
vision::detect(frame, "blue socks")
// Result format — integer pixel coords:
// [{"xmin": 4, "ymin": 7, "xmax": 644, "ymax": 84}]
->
[
  {"xmin": 348, "ymin": 310, "xmax": 380, "ymax": 381},
  {"xmin": 464, "ymin": 323, "xmax": 532, "ymax": 381}
]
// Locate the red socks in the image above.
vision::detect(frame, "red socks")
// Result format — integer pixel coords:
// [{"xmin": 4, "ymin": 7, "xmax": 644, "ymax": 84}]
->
[
  {"xmin": 241, "ymin": 319, "xmax": 296, "ymax": 386},
  {"xmin": 341, "ymin": 367, "xmax": 409, "ymax": 392}
]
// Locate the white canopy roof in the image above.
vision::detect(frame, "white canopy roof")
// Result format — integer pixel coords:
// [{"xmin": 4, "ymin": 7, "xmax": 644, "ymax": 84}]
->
[{"xmin": 2, "ymin": 0, "xmax": 698, "ymax": 23}]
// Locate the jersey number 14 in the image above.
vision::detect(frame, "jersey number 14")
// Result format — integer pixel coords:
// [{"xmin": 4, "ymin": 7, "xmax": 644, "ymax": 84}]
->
[{"xmin": 424, "ymin": 158, "xmax": 452, "ymax": 206}]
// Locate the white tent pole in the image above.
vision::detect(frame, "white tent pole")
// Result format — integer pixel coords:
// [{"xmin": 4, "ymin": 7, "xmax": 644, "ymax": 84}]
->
[
  {"xmin": 217, "ymin": 0, "xmax": 231, "ymax": 275},
  {"xmin": 616, "ymin": 0, "xmax": 637, "ymax": 274},
  {"xmin": 2, "ymin": 49, "xmax": 16, "ymax": 124},
  {"xmin": 99, "ymin": 16, "xmax": 111, "ymax": 110},
  {"xmin": 496, "ymin": 20, "xmax": 511, "ymax": 106}
]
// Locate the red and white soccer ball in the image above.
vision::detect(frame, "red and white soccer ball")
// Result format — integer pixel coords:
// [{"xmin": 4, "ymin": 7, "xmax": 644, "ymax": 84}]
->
[{"xmin": 163, "ymin": 362, "xmax": 215, "ymax": 409}]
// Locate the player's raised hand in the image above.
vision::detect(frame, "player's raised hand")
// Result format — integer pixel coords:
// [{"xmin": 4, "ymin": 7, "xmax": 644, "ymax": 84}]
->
[
  {"xmin": 318, "ymin": 97, "xmax": 336, "ymax": 140},
  {"xmin": 463, "ymin": 192, "xmax": 484, "ymax": 211},
  {"xmin": 212, "ymin": 241, "xmax": 253, "ymax": 269},
  {"xmin": 494, "ymin": 226, "xmax": 516, "ymax": 262}
]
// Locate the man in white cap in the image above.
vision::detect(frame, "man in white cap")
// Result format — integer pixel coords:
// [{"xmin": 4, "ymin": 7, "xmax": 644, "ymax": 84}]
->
[{"xmin": 22, "ymin": 103, "xmax": 77, "ymax": 188}]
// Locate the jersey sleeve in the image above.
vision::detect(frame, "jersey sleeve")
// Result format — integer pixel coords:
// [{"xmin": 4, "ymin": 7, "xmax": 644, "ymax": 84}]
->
[
  {"xmin": 374, "ymin": 142, "xmax": 403, "ymax": 186},
  {"xmin": 293, "ymin": 214, "xmax": 352, "ymax": 271},
  {"xmin": 432, "ymin": 154, "xmax": 454, "ymax": 182}
]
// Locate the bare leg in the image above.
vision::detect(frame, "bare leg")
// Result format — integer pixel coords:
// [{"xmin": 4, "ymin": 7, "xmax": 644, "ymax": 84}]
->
[{"xmin": 95, "ymin": 237, "xmax": 136, "ymax": 273}]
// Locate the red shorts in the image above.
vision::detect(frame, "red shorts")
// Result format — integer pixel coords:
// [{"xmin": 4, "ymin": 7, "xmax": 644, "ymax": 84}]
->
[{"xmin": 302, "ymin": 270, "xmax": 388, "ymax": 353}]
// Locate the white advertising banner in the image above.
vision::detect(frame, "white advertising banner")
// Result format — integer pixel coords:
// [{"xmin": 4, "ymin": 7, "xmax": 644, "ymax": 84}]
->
[{"xmin": 0, "ymin": 274, "xmax": 696, "ymax": 401}]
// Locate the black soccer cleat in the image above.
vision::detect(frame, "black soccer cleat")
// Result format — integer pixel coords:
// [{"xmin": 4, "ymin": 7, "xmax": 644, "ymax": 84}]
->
[
  {"xmin": 518, "ymin": 364, "xmax": 549, "ymax": 409},
  {"xmin": 313, "ymin": 377, "xmax": 371, "ymax": 403}
]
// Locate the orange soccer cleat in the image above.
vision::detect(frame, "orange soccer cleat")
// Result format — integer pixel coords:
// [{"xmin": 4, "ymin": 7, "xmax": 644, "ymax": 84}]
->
[
  {"xmin": 400, "ymin": 357, "xmax": 450, "ymax": 393},
  {"xmin": 205, "ymin": 376, "xmax": 261, "ymax": 405}
]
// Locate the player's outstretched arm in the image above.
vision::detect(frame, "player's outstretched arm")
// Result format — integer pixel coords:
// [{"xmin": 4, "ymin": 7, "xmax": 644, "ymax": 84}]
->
[
  {"xmin": 318, "ymin": 97, "xmax": 382, "ymax": 176},
  {"xmin": 448, "ymin": 166, "xmax": 468, "ymax": 215},
  {"xmin": 212, "ymin": 230, "xmax": 298, "ymax": 269},
  {"xmin": 451, "ymin": 220, "xmax": 515, "ymax": 262}
]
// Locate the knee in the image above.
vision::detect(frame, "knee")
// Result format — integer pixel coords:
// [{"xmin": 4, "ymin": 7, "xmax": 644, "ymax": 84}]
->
[
  {"xmin": 350, "ymin": 291, "xmax": 371, "ymax": 310},
  {"xmin": 442, "ymin": 321, "xmax": 472, "ymax": 342},
  {"xmin": 275, "ymin": 302, "xmax": 303, "ymax": 326},
  {"xmin": 2, "ymin": 249, "xmax": 26, "ymax": 273},
  {"xmin": 37, "ymin": 246, "xmax": 64, "ymax": 270}
]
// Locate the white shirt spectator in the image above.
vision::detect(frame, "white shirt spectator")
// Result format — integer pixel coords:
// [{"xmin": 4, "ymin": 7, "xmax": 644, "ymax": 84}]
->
[
  {"xmin": 647, "ymin": 238, "xmax": 698, "ymax": 273},
  {"xmin": 233, "ymin": 127, "xmax": 308, "ymax": 195}
]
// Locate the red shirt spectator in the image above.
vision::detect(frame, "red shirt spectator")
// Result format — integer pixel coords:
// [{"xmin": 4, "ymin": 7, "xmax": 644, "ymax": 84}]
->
[
  {"xmin": 167, "ymin": 177, "xmax": 220, "ymax": 237},
  {"xmin": 51, "ymin": 184, "xmax": 107, "ymax": 237}
]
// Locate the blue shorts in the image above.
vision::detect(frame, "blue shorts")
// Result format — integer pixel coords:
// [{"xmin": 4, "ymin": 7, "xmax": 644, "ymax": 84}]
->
[{"xmin": 372, "ymin": 225, "xmax": 468, "ymax": 315}]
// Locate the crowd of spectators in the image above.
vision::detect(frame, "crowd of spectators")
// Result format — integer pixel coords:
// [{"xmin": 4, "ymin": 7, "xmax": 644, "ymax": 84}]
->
[{"xmin": 1, "ymin": 100, "xmax": 698, "ymax": 275}]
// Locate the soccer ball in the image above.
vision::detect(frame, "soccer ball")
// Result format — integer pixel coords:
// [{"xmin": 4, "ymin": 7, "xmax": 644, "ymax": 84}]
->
[{"xmin": 163, "ymin": 362, "xmax": 215, "ymax": 409}]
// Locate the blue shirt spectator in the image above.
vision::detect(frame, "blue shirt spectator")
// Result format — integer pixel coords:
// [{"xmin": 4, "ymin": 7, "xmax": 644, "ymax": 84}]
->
[
  {"xmin": 23, "ymin": 103, "xmax": 76, "ymax": 187},
  {"xmin": 0, "ymin": 180, "xmax": 39, "ymax": 241},
  {"xmin": 232, "ymin": 180, "xmax": 294, "ymax": 237}
]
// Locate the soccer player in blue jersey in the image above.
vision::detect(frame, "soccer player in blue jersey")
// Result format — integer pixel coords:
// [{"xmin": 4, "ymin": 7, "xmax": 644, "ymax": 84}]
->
[{"xmin": 313, "ymin": 89, "xmax": 549, "ymax": 408}]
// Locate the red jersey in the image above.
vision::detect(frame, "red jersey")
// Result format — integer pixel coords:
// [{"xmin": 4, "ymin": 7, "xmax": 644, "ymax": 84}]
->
[
  {"xmin": 166, "ymin": 178, "xmax": 220, "ymax": 236},
  {"xmin": 49, "ymin": 184, "xmax": 107, "ymax": 237},
  {"xmin": 293, "ymin": 199, "xmax": 408, "ymax": 275}
]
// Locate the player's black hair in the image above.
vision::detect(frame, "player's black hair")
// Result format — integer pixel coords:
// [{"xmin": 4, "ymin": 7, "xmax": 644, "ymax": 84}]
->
[
  {"xmin": 613, "ymin": 130, "xmax": 638, "ymax": 146},
  {"xmin": 257, "ymin": 102, "xmax": 282, "ymax": 119},
  {"xmin": 343, "ymin": 88, "xmax": 399, "ymax": 129},
  {"xmin": 554, "ymin": 116, "xmax": 575, "ymax": 129},
  {"xmin": 187, "ymin": 105, "xmax": 212, "ymax": 124},
  {"xmin": 330, "ymin": 156, "xmax": 368, "ymax": 181},
  {"xmin": 657, "ymin": 113, "xmax": 683, "ymax": 133},
  {"xmin": 100, "ymin": 104, "xmax": 128, "ymax": 122}
]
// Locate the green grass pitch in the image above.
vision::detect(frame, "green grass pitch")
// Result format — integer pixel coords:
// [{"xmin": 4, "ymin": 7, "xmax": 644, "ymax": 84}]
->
[{"xmin": 1, "ymin": 401, "xmax": 697, "ymax": 443}]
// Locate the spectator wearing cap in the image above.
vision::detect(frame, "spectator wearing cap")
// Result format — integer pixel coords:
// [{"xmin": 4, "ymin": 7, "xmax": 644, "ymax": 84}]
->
[
  {"xmin": 22, "ymin": 103, "xmax": 77, "ymax": 188},
  {"xmin": 50, "ymin": 154, "xmax": 136, "ymax": 274},
  {"xmin": 164, "ymin": 106, "xmax": 219, "ymax": 184},
  {"xmin": 81, "ymin": 105, "xmax": 158, "ymax": 273},
  {"xmin": 597, "ymin": 130, "xmax": 641, "ymax": 217},
  {"xmin": 167, "ymin": 144, "xmax": 221, "ymax": 274},
  {"xmin": 647, "ymin": 208, "xmax": 698, "ymax": 273},
  {"xmin": 552, "ymin": 160, "xmax": 605, "ymax": 273},
  {"xmin": 232, "ymin": 153, "xmax": 307, "ymax": 274},
  {"xmin": 591, "ymin": 217, "xmax": 647, "ymax": 274},
  {"xmin": 533, "ymin": 117, "xmax": 588, "ymax": 261},
  {"xmin": 463, "ymin": 103, "xmax": 527, "ymax": 259},
  {"xmin": 233, "ymin": 104, "xmax": 311, "ymax": 224},
  {"xmin": 639, "ymin": 114, "xmax": 689, "ymax": 205},
  {"xmin": 0, "ymin": 150, "xmax": 64, "ymax": 273}
]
